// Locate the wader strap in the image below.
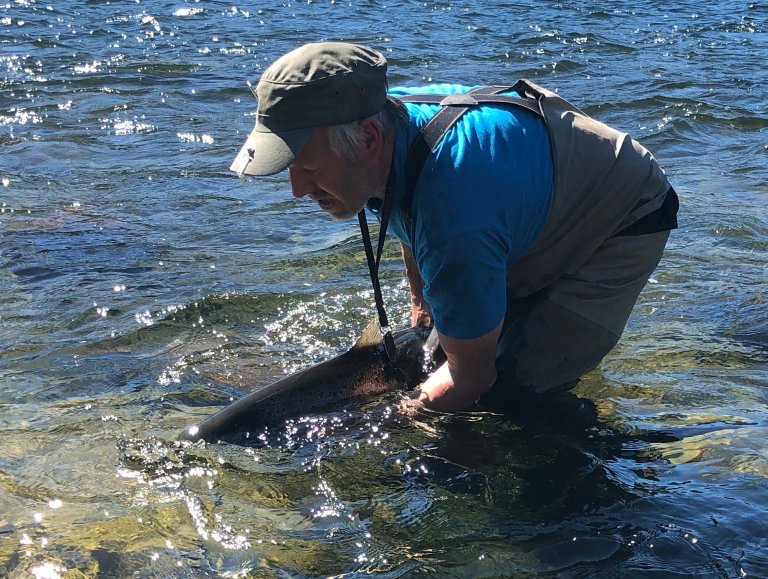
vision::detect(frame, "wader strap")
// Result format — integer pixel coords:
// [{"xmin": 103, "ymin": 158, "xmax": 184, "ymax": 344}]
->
[{"xmin": 398, "ymin": 84, "xmax": 544, "ymax": 245}]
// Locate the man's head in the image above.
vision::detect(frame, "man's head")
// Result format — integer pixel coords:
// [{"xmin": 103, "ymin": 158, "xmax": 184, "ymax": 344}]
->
[{"xmin": 230, "ymin": 42, "xmax": 389, "ymax": 177}]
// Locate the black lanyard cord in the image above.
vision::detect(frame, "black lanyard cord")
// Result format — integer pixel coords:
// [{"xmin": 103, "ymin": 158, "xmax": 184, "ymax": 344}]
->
[{"xmin": 357, "ymin": 189, "xmax": 397, "ymax": 365}]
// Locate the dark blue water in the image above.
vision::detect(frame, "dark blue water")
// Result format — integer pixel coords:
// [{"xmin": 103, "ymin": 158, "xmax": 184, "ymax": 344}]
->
[{"xmin": 2, "ymin": 1, "xmax": 767, "ymax": 577}]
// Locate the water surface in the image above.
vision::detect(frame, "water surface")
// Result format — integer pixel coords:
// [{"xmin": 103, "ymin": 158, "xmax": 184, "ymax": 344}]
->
[{"xmin": 1, "ymin": 1, "xmax": 767, "ymax": 577}]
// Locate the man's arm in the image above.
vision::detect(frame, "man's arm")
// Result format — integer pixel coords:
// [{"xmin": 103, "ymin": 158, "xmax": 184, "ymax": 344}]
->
[
  {"xmin": 401, "ymin": 242, "xmax": 432, "ymax": 326},
  {"xmin": 414, "ymin": 321, "xmax": 502, "ymax": 412},
  {"xmin": 400, "ymin": 241, "xmax": 501, "ymax": 411}
]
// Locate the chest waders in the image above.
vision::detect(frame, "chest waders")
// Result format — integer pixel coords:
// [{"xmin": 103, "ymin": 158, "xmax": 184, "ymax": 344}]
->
[{"xmin": 397, "ymin": 79, "xmax": 677, "ymax": 299}]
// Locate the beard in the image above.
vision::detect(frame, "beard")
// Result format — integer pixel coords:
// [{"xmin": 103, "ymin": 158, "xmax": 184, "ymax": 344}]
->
[{"xmin": 321, "ymin": 172, "xmax": 385, "ymax": 221}]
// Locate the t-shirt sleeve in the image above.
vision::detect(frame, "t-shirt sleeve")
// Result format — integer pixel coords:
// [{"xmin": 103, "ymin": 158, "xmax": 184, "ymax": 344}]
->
[{"xmin": 418, "ymin": 229, "xmax": 508, "ymax": 339}]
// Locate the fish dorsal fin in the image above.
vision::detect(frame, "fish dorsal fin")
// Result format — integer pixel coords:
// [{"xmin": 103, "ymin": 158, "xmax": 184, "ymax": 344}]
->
[{"xmin": 353, "ymin": 319, "xmax": 383, "ymax": 349}]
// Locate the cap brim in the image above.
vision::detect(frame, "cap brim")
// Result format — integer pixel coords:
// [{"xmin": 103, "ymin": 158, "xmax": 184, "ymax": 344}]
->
[{"xmin": 230, "ymin": 125, "xmax": 316, "ymax": 176}]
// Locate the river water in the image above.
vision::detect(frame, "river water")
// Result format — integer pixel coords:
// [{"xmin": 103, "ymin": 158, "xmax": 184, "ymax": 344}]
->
[{"xmin": 2, "ymin": 1, "xmax": 767, "ymax": 577}]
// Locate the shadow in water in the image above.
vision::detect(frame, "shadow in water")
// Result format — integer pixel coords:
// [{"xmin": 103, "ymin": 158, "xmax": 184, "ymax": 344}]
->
[{"xmin": 389, "ymin": 386, "xmax": 759, "ymax": 577}]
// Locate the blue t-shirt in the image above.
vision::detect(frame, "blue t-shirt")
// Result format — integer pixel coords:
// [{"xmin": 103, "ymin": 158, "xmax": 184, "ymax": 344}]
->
[{"xmin": 371, "ymin": 84, "xmax": 553, "ymax": 339}]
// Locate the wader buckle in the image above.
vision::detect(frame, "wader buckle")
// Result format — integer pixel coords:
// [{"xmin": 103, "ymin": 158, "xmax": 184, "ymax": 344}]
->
[{"xmin": 439, "ymin": 94, "xmax": 478, "ymax": 107}]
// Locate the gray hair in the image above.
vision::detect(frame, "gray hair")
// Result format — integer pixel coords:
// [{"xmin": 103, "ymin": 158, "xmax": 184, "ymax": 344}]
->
[{"xmin": 327, "ymin": 97, "xmax": 407, "ymax": 159}]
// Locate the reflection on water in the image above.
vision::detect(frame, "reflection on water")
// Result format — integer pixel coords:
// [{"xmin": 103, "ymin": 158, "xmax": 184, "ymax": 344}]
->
[
  {"xmin": 109, "ymin": 394, "xmax": 762, "ymax": 577},
  {"xmin": 2, "ymin": 0, "xmax": 768, "ymax": 576},
  {"xmin": 3, "ymin": 292, "xmax": 767, "ymax": 576}
]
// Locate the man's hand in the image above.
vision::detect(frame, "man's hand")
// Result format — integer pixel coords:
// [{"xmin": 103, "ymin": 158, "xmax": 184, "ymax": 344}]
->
[
  {"xmin": 410, "ymin": 299, "xmax": 433, "ymax": 328},
  {"xmin": 412, "ymin": 321, "xmax": 502, "ymax": 412},
  {"xmin": 399, "ymin": 241, "xmax": 500, "ymax": 412}
]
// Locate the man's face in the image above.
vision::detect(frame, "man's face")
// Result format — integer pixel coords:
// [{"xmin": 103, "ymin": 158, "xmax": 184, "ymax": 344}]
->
[{"xmin": 288, "ymin": 127, "xmax": 384, "ymax": 220}]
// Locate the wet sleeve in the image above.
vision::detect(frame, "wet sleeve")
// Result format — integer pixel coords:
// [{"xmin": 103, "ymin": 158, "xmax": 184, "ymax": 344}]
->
[{"xmin": 418, "ymin": 229, "xmax": 507, "ymax": 340}]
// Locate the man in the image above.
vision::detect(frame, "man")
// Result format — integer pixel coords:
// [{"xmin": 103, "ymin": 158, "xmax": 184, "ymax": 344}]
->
[{"xmin": 230, "ymin": 42, "xmax": 678, "ymax": 413}]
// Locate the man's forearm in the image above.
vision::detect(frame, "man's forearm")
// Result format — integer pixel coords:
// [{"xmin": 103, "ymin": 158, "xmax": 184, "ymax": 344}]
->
[
  {"xmin": 401, "ymin": 242, "xmax": 431, "ymax": 326},
  {"xmin": 414, "ymin": 322, "xmax": 502, "ymax": 412}
]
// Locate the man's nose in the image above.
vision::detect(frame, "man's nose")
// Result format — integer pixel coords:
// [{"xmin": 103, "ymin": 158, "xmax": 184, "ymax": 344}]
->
[{"xmin": 289, "ymin": 167, "xmax": 313, "ymax": 198}]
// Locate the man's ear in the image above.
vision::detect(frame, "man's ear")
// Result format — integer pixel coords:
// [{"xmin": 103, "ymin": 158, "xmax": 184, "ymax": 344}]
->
[{"xmin": 358, "ymin": 117, "xmax": 383, "ymax": 156}]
